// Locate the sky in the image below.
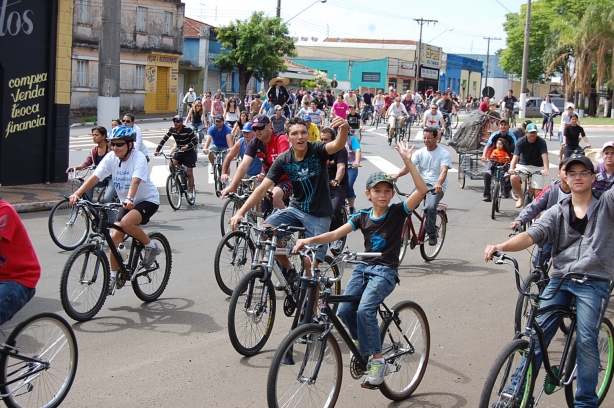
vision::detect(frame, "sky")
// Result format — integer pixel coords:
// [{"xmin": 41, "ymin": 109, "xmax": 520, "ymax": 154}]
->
[{"xmin": 182, "ymin": 0, "xmax": 529, "ymax": 56}]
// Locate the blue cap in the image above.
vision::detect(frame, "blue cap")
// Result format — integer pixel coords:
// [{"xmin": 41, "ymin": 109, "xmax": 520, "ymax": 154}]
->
[
  {"xmin": 303, "ymin": 114, "xmax": 311, "ymax": 121},
  {"xmin": 526, "ymin": 123, "xmax": 538, "ymax": 132},
  {"xmin": 242, "ymin": 122, "xmax": 253, "ymax": 132}
]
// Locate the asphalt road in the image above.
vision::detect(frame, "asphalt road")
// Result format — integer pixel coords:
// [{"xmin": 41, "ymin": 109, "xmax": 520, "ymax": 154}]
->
[{"xmin": 11, "ymin": 122, "xmax": 614, "ymax": 407}]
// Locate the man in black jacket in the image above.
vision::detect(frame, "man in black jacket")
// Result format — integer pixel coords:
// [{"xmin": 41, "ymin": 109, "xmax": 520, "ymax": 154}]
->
[{"xmin": 267, "ymin": 77, "xmax": 290, "ymax": 117}]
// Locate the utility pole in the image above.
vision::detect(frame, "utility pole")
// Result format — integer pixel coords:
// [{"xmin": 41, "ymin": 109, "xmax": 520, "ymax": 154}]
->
[
  {"xmin": 276, "ymin": 0, "xmax": 281, "ymax": 17},
  {"xmin": 519, "ymin": 0, "xmax": 531, "ymax": 119},
  {"xmin": 414, "ymin": 18, "xmax": 438, "ymax": 92},
  {"xmin": 98, "ymin": 0, "xmax": 121, "ymax": 130},
  {"xmin": 483, "ymin": 37, "xmax": 501, "ymax": 93}
]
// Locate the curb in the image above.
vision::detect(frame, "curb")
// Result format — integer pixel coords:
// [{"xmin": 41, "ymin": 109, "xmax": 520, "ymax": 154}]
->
[
  {"xmin": 14, "ymin": 201, "xmax": 57, "ymax": 214},
  {"xmin": 70, "ymin": 117, "xmax": 174, "ymax": 127}
]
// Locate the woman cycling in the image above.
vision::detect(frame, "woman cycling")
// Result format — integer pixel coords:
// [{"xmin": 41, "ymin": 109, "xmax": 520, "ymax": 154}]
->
[
  {"xmin": 562, "ymin": 114, "xmax": 591, "ymax": 158},
  {"xmin": 66, "ymin": 126, "xmax": 116, "ymax": 204},
  {"xmin": 202, "ymin": 92, "xmax": 213, "ymax": 126},
  {"xmin": 231, "ymin": 111, "xmax": 249, "ymax": 138},
  {"xmin": 224, "ymin": 97, "xmax": 239, "ymax": 128},
  {"xmin": 185, "ymin": 99, "xmax": 205, "ymax": 147},
  {"xmin": 373, "ymin": 89, "xmax": 386, "ymax": 117},
  {"xmin": 211, "ymin": 93, "xmax": 224, "ymax": 118}
]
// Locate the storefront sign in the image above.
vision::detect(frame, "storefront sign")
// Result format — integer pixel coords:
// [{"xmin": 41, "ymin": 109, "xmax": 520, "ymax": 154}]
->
[
  {"xmin": 421, "ymin": 67, "xmax": 439, "ymax": 80},
  {"xmin": 421, "ymin": 44, "xmax": 441, "ymax": 69},
  {"xmin": 401, "ymin": 62, "xmax": 414, "ymax": 70}
]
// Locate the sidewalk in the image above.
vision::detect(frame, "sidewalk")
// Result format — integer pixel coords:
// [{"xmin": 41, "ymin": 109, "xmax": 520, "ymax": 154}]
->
[{"xmin": 0, "ymin": 183, "xmax": 72, "ymax": 213}]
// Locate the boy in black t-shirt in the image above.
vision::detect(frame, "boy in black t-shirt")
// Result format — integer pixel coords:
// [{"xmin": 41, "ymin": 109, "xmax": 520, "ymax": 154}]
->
[
  {"xmin": 293, "ymin": 141, "xmax": 427, "ymax": 388},
  {"xmin": 346, "ymin": 105, "xmax": 363, "ymax": 131}
]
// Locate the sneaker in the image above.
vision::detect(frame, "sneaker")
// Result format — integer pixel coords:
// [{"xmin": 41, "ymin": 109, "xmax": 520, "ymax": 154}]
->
[
  {"xmin": 515, "ymin": 197, "xmax": 524, "ymax": 208},
  {"xmin": 188, "ymin": 193, "xmax": 195, "ymax": 201},
  {"xmin": 503, "ymin": 189, "xmax": 511, "ymax": 199},
  {"xmin": 483, "ymin": 196, "xmax": 492, "ymax": 202},
  {"xmin": 361, "ymin": 359, "xmax": 388, "ymax": 387},
  {"xmin": 285, "ymin": 267, "xmax": 299, "ymax": 284},
  {"xmin": 142, "ymin": 243, "xmax": 161, "ymax": 266},
  {"xmin": 429, "ymin": 235, "xmax": 437, "ymax": 246},
  {"xmin": 108, "ymin": 277, "xmax": 116, "ymax": 296},
  {"xmin": 209, "ymin": 166, "xmax": 214, "ymax": 174},
  {"xmin": 329, "ymin": 239, "xmax": 342, "ymax": 252}
]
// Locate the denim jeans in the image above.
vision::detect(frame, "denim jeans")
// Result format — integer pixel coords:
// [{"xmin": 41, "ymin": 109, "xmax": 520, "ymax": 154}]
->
[
  {"xmin": 0, "ymin": 281, "xmax": 35, "ymax": 325},
  {"xmin": 337, "ymin": 264, "xmax": 398, "ymax": 356},
  {"xmin": 361, "ymin": 104, "xmax": 373, "ymax": 122},
  {"xmin": 264, "ymin": 207, "xmax": 331, "ymax": 262},
  {"xmin": 424, "ymin": 189, "xmax": 444, "ymax": 238},
  {"xmin": 509, "ymin": 278, "xmax": 611, "ymax": 407},
  {"xmin": 347, "ymin": 167, "xmax": 358, "ymax": 200}
]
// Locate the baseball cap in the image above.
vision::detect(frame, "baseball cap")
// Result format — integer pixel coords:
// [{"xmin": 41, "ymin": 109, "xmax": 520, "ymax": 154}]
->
[
  {"xmin": 526, "ymin": 123, "xmax": 538, "ymax": 133},
  {"xmin": 172, "ymin": 115, "xmax": 184, "ymax": 122},
  {"xmin": 565, "ymin": 155, "xmax": 595, "ymax": 174},
  {"xmin": 303, "ymin": 114, "xmax": 312, "ymax": 121},
  {"xmin": 275, "ymin": 105, "xmax": 282, "ymax": 110},
  {"xmin": 366, "ymin": 172, "xmax": 394, "ymax": 189},
  {"xmin": 252, "ymin": 114, "xmax": 270, "ymax": 126},
  {"xmin": 214, "ymin": 114, "xmax": 224, "ymax": 121},
  {"xmin": 602, "ymin": 141, "xmax": 614, "ymax": 152},
  {"xmin": 242, "ymin": 122, "xmax": 253, "ymax": 132}
]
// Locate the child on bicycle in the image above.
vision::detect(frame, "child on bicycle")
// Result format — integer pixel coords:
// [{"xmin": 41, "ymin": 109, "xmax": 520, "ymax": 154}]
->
[{"xmin": 293, "ymin": 141, "xmax": 427, "ymax": 388}]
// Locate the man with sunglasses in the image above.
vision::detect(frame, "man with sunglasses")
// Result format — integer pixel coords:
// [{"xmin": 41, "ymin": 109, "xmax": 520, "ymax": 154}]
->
[
  {"xmin": 203, "ymin": 115, "xmax": 234, "ymax": 174},
  {"xmin": 485, "ymin": 155, "xmax": 614, "ymax": 407},
  {"xmin": 220, "ymin": 115, "xmax": 291, "ymax": 210},
  {"xmin": 121, "ymin": 113, "xmax": 150, "ymax": 162},
  {"xmin": 69, "ymin": 126, "xmax": 160, "ymax": 295},
  {"xmin": 153, "ymin": 115, "xmax": 199, "ymax": 200},
  {"xmin": 422, "ymin": 104, "xmax": 446, "ymax": 133}
]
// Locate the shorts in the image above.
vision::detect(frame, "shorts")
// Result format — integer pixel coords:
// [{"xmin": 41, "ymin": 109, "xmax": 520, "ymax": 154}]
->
[
  {"xmin": 274, "ymin": 179, "xmax": 293, "ymax": 202},
  {"xmin": 174, "ymin": 149, "xmax": 197, "ymax": 168},
  {"xmin": 0, "ymin": 281, "xmax": 35, "ymax": 325},
  {"xmin": 388, "ymin": 115, "xmax": 404, "ymax": 127},
  {"xmin": 514, "ymin": 164, "xmax": 545, "ymax": 190},
  {"xmin": 264, "ymin": 206, "xmax": 331, "ymax": 262},
  {"xmin": 116, "ymin": 201, "xmax": 159, "ymax": 225}
]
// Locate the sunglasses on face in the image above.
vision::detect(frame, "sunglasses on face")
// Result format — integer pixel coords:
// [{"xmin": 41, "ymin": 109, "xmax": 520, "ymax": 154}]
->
[
  {"xmin": 122, "ymin": 119, "xmax": 132, "ymax": 123},
  {"xmin": 252, "ymin": 126, "xmax": 266, "ymax": 131},
  {"xmin": 110, "ymin": 142, "xmax": 126, "ymax": 147},
  {"xmin": 172, "ymin": 119, "xmax": 181, "ymax": 123}
]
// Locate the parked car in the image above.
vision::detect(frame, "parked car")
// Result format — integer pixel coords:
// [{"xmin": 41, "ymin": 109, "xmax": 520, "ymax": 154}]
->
[{"xmin": 513, "ymin": 96, "xmax": 566, "ymax": 118}]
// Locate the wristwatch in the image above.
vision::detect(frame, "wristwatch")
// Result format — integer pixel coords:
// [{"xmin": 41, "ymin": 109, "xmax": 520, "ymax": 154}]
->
[{"xmin": 126, "ymin": 196, "xmax": 134, "ymax": 202}]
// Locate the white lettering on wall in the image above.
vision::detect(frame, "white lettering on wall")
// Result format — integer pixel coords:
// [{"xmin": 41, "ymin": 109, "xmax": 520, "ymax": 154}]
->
[{"xmin": 0, "ymin": 0, "xmax": 34, "ymax": 36}]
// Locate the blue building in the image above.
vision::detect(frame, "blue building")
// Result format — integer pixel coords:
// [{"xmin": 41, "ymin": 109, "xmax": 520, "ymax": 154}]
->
[{"xmin": 440, "ymin": 54, "xmax": 483, "ymax": 98}]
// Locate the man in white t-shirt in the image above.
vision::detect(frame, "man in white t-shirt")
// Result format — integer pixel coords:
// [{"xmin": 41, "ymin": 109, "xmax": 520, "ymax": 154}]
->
[
  {"xmin": 183, "ymin": 87, "xmax": 196, "ymax": 111},
  {"xmin": 69, "ymin": 126, "xmax": 161, "ymax": 296},
  {"xmin": 385, "ymin": 97, "xmax": 408, "ymax": 141},
  {"xmin": 392, "ymin": 127, "xmax": 451, "ymax": 246},
  {"xmin": 344, "ymin": 89, "xmax": 358, "ymax": 111},
  {"xmin": 122, "ymin": 113, "xmax": 150, "ymax": 162},
  {"xmin": 422, "ymin": 104, "xmax": 446, "ymax": 132},
  {"xmin": 540, "ymin": 95, "xmax": 560, "ymax": 128}
]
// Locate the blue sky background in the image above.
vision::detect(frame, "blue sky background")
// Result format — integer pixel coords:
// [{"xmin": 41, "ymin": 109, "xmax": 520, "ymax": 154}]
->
[{"xmin": 183, "ymin": 0, "xmax": 529, "ymax": 56}]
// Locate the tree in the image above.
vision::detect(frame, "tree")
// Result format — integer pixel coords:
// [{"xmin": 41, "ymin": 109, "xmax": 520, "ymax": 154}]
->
[
  {"xmin": 214, "ymin": 12, "xmax": 296, "ymax": 103},
  {"xmin": 313, "ymin": 70, "xmax": 332, "ymax": 89}
]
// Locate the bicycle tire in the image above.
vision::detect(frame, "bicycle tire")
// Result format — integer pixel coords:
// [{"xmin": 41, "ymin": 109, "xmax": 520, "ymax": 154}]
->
[
  {"xmin": 132, "ymin": 232, "xmax": 172, "ymax": 302},
  {"xmin": 330, "ymin": 206, "xmax": 348, "ymax": 256},
  {"xmin": 522, "ymin": 189, "xmax": 533, "ymax": 231},
  {"xmin": 491, "ymin": 181, "xmax": 500, "ymax": 220},
  {"xmin": 478, "ymin": 339, "xmax": 536, "ymax": 408},
  {"xmin": 165, "ymin": 174, "xmax": 182, "ymax": 210},
  {"xmin": 48, "ymin": 198, "xmax": 90, "ymax": 251},
  {"xmin": 398, "ymin": 223, "xmax": 410, "ymax": 265},
  {"xmin": 378, "ymin": 301, "xmax": 430, "ymax": 401},
  {"xmin": 214, "ymin": 164, "xmax": 223, "ymax": 193},
  {"xmin": 513, "ymin": 273, "xmax": 544, "ymax": 333},
  {"xmin": 419, "ymin": 210, "xmax": 446, "ymax": 261},
  {"xmin": 214, "ymin": 231, "xmax": 255, "ymax": 296},
  {"xmin": 60, "ymin": 243, "xmax": 109, "ymax": 322},
  {"xmin": 564, "ymin": 317, "xmax": 614, "ymax": 407},
  {"xmin": 0, "ymin": 313, "xmax": 78, "ymax": 408},
  {"xmin": 220, "ymin": 197, "xmax": 242, "ymax": 239},
  {"xmin": 458, "ymin": 162, "xmax": 466, "ymax": 189},
  {"xmin": 266, "ymin": 323, "xmax": 342, "ymax": 408},
  {"xmin": 184, "ymin": 172, "xmax": 196, "ymax": 205},
  {"xmin": 228, "ymin": 267, "xmax": 276, "ymax": 356},
  {"xmin": 452, "ymin": 113, "xmax": 459, "ymax": 129}
]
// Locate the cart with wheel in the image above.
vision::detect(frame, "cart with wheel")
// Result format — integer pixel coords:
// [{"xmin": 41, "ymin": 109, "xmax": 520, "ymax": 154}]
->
[{"xmin": 457, "ymin": 150, "xmax": 486, "ymax": 189}]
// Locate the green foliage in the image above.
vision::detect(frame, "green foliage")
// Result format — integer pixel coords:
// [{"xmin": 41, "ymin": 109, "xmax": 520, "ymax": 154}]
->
[
  {"xmin": 301, "ymin": 79, "xmax": 317, "ymax": 89},
  {"xmin": 213, "ymin": 12, "xmax": 296, "ymax": 100}
]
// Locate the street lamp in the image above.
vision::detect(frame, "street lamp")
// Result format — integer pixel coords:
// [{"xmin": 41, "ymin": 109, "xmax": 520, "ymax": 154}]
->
[
  {"xmin": 427, "ymin": 28, "xmax": 453, "ymax": 43},
  {"xmin": 283, "ymin": 0, "xmax": 327, "ymax": 23}
]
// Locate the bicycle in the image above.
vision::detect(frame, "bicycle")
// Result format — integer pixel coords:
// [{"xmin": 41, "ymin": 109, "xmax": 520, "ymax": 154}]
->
[
  {"xmin": 413, "ymin": 104, "xmax": 424, "ymax": 126},
  {"xmin": 542, "ymin": 112, "xmax": 561, "ymax": 141},
  {"xmin": 349, "ymin": 127, "xmax": 362, "ymax": 142},
  {"xmin": 442, "ymin": 113, "xmax": 452, "ymax": 142},
  {"xmin": 387, "ymin": 116, "xmax": 404, "ymax": 146},
  {"xmin": 450, "ymin": 111, "xmax": 459, "ymax": 129},
  {"xmin": 515, "ymin": 169, "xmax": 543, "ymax": 230},
  {"xmin": 266, "ymin": 246, "xmax": 430, "ymax": 407},
  {"xmin": 479, "ymin": 252, "xmax": 614, "ymax": 408},
  {"xmin": 507, "ymin": 108, "xmax": 517, "ymax": 128},
  {"xmin": 490, "ymin": 162, "xmax": 510, "ymax": 220},
  {"xmin": 0, "ymin": 312, "xmax": 78, "ymax": 408},
  {"xmin": 220, "ymin": 180, "xmax": 275, "ymax": 238},
  {"xmin": 48, "ymin": 167, "xmax": 118, "ymax": 251},
  {"xmin": 227, "ymin": 222, "xmax": 341, "ymax": 356},
  {"xmin": 210, "ymin": 149, "xmax": 229, "ymax": 194},
  {"xmin": 161, "ymin": 152, "xmax": 195, "ymax": 211},
  {"xmin": 395, "ymin": 184, "xmax": 448, "ymax": 263},
  {"xmin": 59, "ymin": 200, "xmax": 172, "ymax": 322}
]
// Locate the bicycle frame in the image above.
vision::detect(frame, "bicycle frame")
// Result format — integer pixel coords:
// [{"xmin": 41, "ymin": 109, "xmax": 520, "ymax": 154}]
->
[{"xmin": 0, "ymin": 345, "xmax": 50, "ymax": 394}]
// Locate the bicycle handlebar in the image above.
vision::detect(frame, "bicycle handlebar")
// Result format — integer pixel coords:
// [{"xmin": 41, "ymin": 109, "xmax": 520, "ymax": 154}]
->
[
  {"xmin": 298, "ymin": 246, "xmax": 381, "ymax": 283},
  {"xmin": 394, "ymin": 183, "xmax": 436, "ymax": 197}
]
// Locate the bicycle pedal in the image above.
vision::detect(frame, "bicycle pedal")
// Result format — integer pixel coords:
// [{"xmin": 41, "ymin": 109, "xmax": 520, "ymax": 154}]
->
[{"xmin": 360, "ymin": 383, "xmax": 379, "ymax": 390}]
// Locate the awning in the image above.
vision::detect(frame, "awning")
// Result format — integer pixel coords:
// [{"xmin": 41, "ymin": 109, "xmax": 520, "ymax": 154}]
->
[{"xmin": 387, "ymin": 74, "xmax": 416, "ymax": 80}]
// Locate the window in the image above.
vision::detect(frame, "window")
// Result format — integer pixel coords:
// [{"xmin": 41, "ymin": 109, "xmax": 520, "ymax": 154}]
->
[
  {"xmin": 78, "ymin": 0, "xmax": 90, "ymax": 24},
  {"xmin": 134, "ymin": 65, "xmax": 145, "ymax": 89},
  {"xmin": 76, "ymin": 60, "xmax": 88, "ymax": 87},
  {"xmin": 163, "ymin": 12, "xmax": 172, "ymax": 35},
  {"xmin": 362, "ymin": 72, "xmax": 380, "ymax": 82},
  {"xmin": 136, "ymin": 7, "xmax": 147, "ymax": 32}
]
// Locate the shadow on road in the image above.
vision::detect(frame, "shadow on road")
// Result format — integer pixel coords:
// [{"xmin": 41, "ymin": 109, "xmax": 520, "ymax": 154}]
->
[
  {"xmin": 398, "ymin": 258, "xmax": 503, "ymax": 278},
  {"xmin": 385, "ymin": 392, "xmax": 467, "ymax": 407}
]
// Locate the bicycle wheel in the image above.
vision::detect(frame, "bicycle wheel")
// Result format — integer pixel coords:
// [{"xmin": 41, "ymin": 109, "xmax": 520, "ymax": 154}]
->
[
  {"xmin": 228, "ymin": 267, "xmax": 276, "ymax": 356},
  {"xmin": 60, "ymin": 244, "xmax": 109, "ymax": 322},
  {"xmin": 452, "ymin": 113, "xmax": 459, "ymax": 129},
  {"xmin": 266, "ymin": 323, "xmax": 342, "ymax": 408},
  {"xmin": 522, "ymin": 190, "xmax": 533, "ymax": 231},
  {"xmin": 220, "ymin": 197, "xmax": 242, "ymax": 239},
  {"xmin": 132, "ymin": 232, "xmax": 172, "ymax": 302},
  {"xmin": 214, "ymin": 231, "xmax": 255, "ymax": 296},
  {"xmin": 398, "ymin": 223, "xmax": 410, "ymax": 264},
  {"xmin": 214, "ymin": 164, "xmax": 223, "ymax": 193},
  {"xmin": 514, "ymin": 273, "xmax": 543, "ymax": 333},
  {"xmin": 0, "ymin": 313, "xmax": 78, "ymax": 408},
  {"xmin": 478, "ymin": 339, "xmax": 536, "ymax": 408},
  {"xmin": 184, "ymin": 173, "xmax": 196, "ymax": 205},
  {"xmin": 379, "ymin": 301, "xmax": 430, "ymax": 401},
  {"xmin": 564, "ymin": 317, "xmax": 614, "ymax": 407},
  {"xmin": 330, "ymin": 206, "xmax": 348, "ymax": 256},
  {"xmin": 491, "ymin": 181, "xmax": 500, "ymax": 220},
  {"xmin": 458, "ymin": 161, "xmax": 466, "ymax": 189},
  {"xmin": 375, "ymin": 114, "xmax": 380, "ymax": 129},
  {"xmin": 48, "ymin": 199, "xmax": 90, "ymax": 251},
  {"xmin": 419, "ymin": 211, "xmax": 446, "ymax": 261},
  {"xmin": 165, "ymin": 174, "xmax": 182, "ymax": 210}
]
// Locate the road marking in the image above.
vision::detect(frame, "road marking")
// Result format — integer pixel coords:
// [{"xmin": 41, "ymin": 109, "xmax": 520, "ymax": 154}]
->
[
  {"xmin": 364, "ymin": 154, "xmax": 457, "ymax": 174},
  {"xmin": 151, "ymin": 165, "xmax": 169, "ymax": 188}
]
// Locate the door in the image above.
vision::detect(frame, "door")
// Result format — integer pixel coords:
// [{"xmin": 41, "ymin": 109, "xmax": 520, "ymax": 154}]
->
[{"xmin": 156, "ymin": 66, "xmax": 169, "ymax": 111}]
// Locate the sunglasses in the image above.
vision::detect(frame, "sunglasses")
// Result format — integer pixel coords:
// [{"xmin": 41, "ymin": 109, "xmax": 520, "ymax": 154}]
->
[
  {"xmin": 110, "ymin": 142, "xmax": 126, "ymax": 147},
  {"xmin": 172, "ymin": 119, "xmax": 181, "ymax": 123},
  {"xmin": 122, "ymin": 119, "xmax": 132, "ymax": 123},
  {"xmin": 252, "ymin": 126, "xmax": 266, "ymax": 131}
]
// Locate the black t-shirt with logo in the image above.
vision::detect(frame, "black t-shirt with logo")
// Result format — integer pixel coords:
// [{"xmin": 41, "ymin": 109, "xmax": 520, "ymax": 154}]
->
[
  {"xmin": 267, "ymin": 142, "xmax": 333, "ymax": 217},
  {"xmin": 347, "ymin": 112, "xmax": 361, "ymax": 129}
]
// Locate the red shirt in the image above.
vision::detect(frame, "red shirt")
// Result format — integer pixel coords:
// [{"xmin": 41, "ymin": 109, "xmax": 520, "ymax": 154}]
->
[
  {"xmin": 244, "ymin": 134, "xmax": 291, "ymax": 180},
  {"xmin": 0, "ymin": 201, "xmax": 41, "ymax": 288},
  {"xmin": 479, "ymin": 101, "xmax": 489, "ymax": 113}
]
